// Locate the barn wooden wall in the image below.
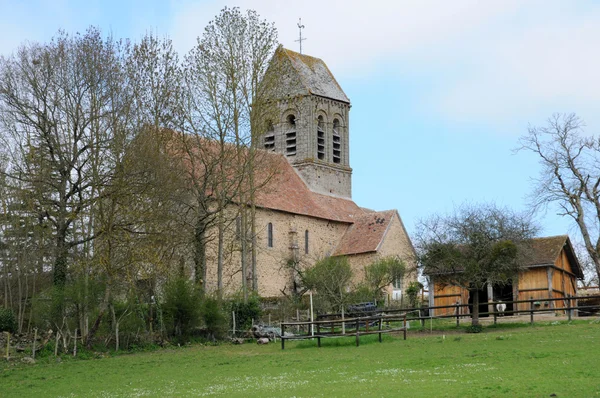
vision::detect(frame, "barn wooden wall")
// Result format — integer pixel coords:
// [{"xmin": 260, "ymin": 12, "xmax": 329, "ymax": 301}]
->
[{"xmin": 432, "ymin": 246, "xmax": 579, "ymax": 314}]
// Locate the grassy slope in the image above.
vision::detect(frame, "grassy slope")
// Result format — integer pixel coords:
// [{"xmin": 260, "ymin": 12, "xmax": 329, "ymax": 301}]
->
[{"xmin": 1, "ymin": 321, "xmax": 600, "ymax": 397}]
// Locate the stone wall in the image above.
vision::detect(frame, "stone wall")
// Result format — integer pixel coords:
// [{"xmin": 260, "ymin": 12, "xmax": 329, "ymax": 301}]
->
[
  {"xmin": 345, "ymin": 212, "xmax": 417, "ymax": 300},
  {"xmin": 203, "ymin": 206, "xmax": 350, "ymax": 298}
]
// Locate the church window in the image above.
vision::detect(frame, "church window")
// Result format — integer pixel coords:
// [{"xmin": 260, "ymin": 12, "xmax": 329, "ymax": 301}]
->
[
  {"xmin": 267, "ymin": 222, "xmax": 273, "ymax": 247},
  {"xmin": 332, "ymin": 119, "xmax": 341, "ymax": 164},
  {"xmin": 264, "ymin": 121, "xmax": 275, "ymax": 150},
  {"xmin": 286, "ymin": 115, "xmax": 296, "ymax": 156},
  {"xmin": 304, "ymin": 230, "xmax": 309, "ymax": 254},
  {"xmin": 317, "ymin": 116, "xmax": 325, "ymax": 160},
  {"xmin": 393, "ymin": 277, "xmax": 403, "ymax": 289}
]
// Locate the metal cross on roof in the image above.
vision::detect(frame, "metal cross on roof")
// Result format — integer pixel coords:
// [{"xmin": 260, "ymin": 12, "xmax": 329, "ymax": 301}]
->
[{"xmin": 295, "ymin": 18, "xmax": 306, "ymax": 54}]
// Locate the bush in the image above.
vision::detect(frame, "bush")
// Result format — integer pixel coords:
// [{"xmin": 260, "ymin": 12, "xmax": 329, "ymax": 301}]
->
[
  {"xmin": 465, "ymin": 324, "xmax": 483, "ymax": 333},
  {"xmin": 230, "ymin": 295, "xmax": 262, "ymax": 331},
  {"xmin": 406, "ymin": 282, "xmax": 423, "ymax": 309},
  {"xmin": 202, "ymin": 297, "xmax": 227, "ymax": 340},
  {"xmin": 162, "ymin": 277, "xmax": 201, "ymax": 337},
  {"xmin": 0, "ymin": 307, "xmax": 16, "ymax": 333},
  {"xmin": 304, "ymin": 256, "xmax": 353, "ymax": 312}
]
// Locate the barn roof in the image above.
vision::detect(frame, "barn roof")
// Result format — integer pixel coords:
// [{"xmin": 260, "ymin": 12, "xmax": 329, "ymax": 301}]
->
[
  {"xmin": 274, "ymin": 47, "xmax": 350, "ymax": 103},
  {"xmin": 333, "ymin": 210, "xmax": 397, "ymax": 256},
  {"xmin": 424, "ymin": 235, "xmax": 584, "ymax": 279},
  {"xmin": 527, "ymin": 235, "xmax": 583, "ymax": 279}
]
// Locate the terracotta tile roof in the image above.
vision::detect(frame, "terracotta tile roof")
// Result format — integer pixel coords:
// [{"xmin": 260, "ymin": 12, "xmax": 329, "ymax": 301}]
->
[
  {"xmin": 333, "ymin": 210, "xmax": 397, "ymax": 256},
  {"xmin": 279, "ymin": 48, "xmax": 350, "ymax": 103},
  {"xmin": 254, "ymin": 152, "xmax": 363, "ymax": 222}
]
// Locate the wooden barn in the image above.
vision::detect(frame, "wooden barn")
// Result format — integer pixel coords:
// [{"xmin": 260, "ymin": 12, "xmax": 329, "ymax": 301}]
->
[{"xmin": 426, "ymin": 235, "xmax": 584, "ymax": 316}]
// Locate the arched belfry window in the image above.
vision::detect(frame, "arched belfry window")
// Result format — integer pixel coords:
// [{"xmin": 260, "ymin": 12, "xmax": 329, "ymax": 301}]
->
[
  {"xmin": 332, "ymin": 119, "xmax": 341, "ymax": 164},
  {"xmin": 264, "ymin": 121, "xmax": 275, "ymax": 151},
  {"xmin": 317, "ymin": 116, "xmax": 325, "ymax": 160},
  {"xmin": 304, "ymin": 230, "xmax": 309, "ymax": 254},
  {"xmin": 286, "ymin": 115, "xmax": 296, "ymax": 156},
  {"xmin": 267, "ymin": 222, "xmax": 273, "ymax": 247}
]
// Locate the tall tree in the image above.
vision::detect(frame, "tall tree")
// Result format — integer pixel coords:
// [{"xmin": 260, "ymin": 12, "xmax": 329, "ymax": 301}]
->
[
  {"xmin": 416, "ymin": 204, "xmax": 537, "ymax": 326},
  {"xmin": 182, "ymin": 6, "xmax": 279, "ymax": 299},
  {"xmin": 0, "ymin": 29, "xmax": 132, "ymax": 321},
  {"xmin": 518, "ymin": 113, "xmax": 600, "ymax": 283}
]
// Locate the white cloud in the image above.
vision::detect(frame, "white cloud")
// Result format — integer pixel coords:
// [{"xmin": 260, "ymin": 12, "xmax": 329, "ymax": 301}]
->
[{"xmin": 168, "ymin": 1, "xmax": 600, "ymax": 129}]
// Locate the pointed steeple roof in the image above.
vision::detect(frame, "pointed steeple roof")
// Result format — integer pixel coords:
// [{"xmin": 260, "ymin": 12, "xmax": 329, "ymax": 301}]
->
[{"xmin": 272, "ymin": 46, "xmax": 350, "ymax": 103}]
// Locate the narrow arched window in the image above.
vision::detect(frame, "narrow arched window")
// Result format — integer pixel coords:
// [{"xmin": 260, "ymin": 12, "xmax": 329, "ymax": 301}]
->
[
  {"xmin": 286, "ymin": 115, "xmax": 296, "ymax": 156},
  {"xmin": 317, "ymin": 116, "xmax": 325, "ymax": 160},
  {"xmin": 332, "ymin": 118, "xmax": 341, "ymax": 164},
  {"xmin": 264, "ymin": 121, "xmax": 275, "ymax": 151},
  {"xmin": 267, "ymin": 222, "xmax": 273, "ymax": 247},
  {"xmin": 304, "ymin": 230, "xmax": 309, "ymax": 254}
]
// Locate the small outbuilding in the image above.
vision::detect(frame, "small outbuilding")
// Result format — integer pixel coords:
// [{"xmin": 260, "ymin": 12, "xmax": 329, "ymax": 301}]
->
[{"xmin": 427, "ymin": 235, "xmax": 584, "ymax": 316}]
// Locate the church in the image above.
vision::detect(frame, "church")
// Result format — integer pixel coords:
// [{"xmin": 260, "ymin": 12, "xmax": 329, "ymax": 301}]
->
[{"xmin": 202, "ymin": 47, "xmax": 416, "ymax": 300}]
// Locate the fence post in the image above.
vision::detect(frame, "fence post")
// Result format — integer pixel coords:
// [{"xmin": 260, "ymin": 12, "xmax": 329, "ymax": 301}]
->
[
  {"xmin": 281, "ymin": 323, "xmax": 285, "ymax": 350},
  {"xmin": 378, "ymin": 315, "xmax": 383, "ymax": 343},
  {"xmin": 317, "ymin": 322, "xmax": 321, "ymax": 347},
  {"xmin": 493, "ymin": 303, "xmax": 497, "ymax": 325},
  {"xmin": 456, "ymin": 301, "xmax": 460, "ymax": 327},
  {"xmin": 232, "ymin": 311, "xmax": 236, "ymax": 337},
  {"xmin": 530, "ymin": 297, "xmax": 534, "ymax": 326},
  {"xmin": 356, "ymin": 318, "xmax": 360, "ymax": 347},
  {"xmin": 403, "ymin": 314, "xmax": 407, "ymax": 340},
  {"xmin": 420, "ymin": 308, "xmax": 425, "ymax": 328},
  {"xmin": 567, "ymin": 295, "xmax": 572, "ymax": 321},
  {"xmin": 32, "ymin": 328, "xmax": 38, "ymax": 360},
  {"xmin": 5, "ymin": 332, "xmax": 9, "ymax": 361}
]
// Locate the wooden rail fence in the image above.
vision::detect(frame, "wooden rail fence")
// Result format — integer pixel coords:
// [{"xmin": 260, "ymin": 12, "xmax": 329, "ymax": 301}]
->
[{"xmin": 280, "ymin": 313, "xmax": 407, "ymax": 349}]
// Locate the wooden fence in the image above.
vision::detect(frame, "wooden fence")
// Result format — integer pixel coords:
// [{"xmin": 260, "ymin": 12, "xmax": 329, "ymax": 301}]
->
[
  {"xmin": 306, "ymin": 294, "xmax": 600, "ymax": 332},
  {"xmin": 280, "ymin": 313, "xmax": 407, "ymax": 349}
]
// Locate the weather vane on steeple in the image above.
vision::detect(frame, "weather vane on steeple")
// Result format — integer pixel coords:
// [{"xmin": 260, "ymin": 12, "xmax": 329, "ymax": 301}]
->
[{"xmin": 295, "ymin": 18, "xmax": 306, "ymax": 54}]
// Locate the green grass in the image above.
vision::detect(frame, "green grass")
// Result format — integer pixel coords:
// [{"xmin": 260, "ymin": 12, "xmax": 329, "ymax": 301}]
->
[{"xmin": 2, "ymin": 321, "xmax": 600, "ymax": 397}]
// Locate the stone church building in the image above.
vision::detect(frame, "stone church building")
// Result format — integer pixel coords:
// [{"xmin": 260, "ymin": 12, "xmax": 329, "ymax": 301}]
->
[{"xmin": 203, "ymin": 47, "xmax": 416, "ymax": 299}]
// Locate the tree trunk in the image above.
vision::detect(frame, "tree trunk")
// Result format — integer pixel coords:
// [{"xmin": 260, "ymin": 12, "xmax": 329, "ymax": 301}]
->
[
  {"xmin": 217, "ymin": 212, "xmax": 224, "ymax": 298},
  {"xmin": 86, "ymin": 281, "xmax": 111, "ymax": 348},
  {"xmin": 471, "ymin": 289, "xmax": 480, "ymax": 326},
  {"xmin": 194, "ymin": 216, "xmax": 207, "ymax": 289},
  {"xmin": 240, "ymin": 207, "xmax": 248, "ymax": 303}
]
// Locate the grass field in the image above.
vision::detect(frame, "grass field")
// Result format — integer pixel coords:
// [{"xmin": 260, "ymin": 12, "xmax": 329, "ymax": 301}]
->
[{"xmin": 2, "ymin": 320, "xmax": 600, "ymax": 397}]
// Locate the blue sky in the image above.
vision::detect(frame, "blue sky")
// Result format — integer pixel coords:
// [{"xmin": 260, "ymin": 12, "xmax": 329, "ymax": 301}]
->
[{"xmin": 2, "ymin": 0, "xmax": 599, "ymax": 241}]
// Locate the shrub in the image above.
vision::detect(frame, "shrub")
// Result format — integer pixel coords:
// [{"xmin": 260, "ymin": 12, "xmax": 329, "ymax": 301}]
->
[
  {"xmin": 406, "ymin": 282, "xmax": 424, "ymax": 309},
  {"xmin": 230, "ymin": 295, "xmax": 262, "ymax": 331},
  {"xmin": 303, "ymin": 256, "xmax": 353, "ymax": 312},
  {"xmin": 465, "ymin": 324, "xmax": 483, "ymax": 333},
  {"xmin": 202, "ymin": 297, "xmax": 227, "ymax": 340},
  {"xmin": 0, "ymin": 307, "xmax": 16, "ymax": 333},
  {"xmin": 162, "ymin": 277, "xmax": 201, "ymax": 337}
]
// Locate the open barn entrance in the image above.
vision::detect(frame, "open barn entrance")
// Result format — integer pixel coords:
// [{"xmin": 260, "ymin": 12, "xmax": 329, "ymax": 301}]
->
[
  {"xmin": 493, "ymin": 282, "xmax": 514, "ymax": 314},
  {"xmin": 468, "ymin": 286, "xmax": 489, "ymax": 317}
]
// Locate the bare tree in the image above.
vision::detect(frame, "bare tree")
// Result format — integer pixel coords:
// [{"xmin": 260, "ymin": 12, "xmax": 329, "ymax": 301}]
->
[
  {"xmin": 518, "ymin": 113, "xmax": 600, "ymax": 282},
  {"xmin": 0, "ymin": 29, "xmax": 135, "ymax": 324},
  {"xmin": 182, "ymin": 6, "xmax": 279, "ymax": 299}
]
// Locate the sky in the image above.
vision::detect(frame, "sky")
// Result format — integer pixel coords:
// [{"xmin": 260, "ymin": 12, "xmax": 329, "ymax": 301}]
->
[{"xmin": 1, "ymin": 0, "xmax": 599, "ymax": 242}]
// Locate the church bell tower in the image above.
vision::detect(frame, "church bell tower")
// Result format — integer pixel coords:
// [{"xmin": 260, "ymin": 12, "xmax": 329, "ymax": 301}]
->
[{"xmin": 260, "ymin": 47, "xmax": 352, "ymax": 199}]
